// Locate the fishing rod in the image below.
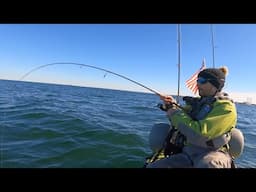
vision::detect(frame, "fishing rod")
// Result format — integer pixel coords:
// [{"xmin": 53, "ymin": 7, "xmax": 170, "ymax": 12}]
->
[
  {"xmin": 19, "ymin": 62, "xmax": 184, "ymax": 110},
  {"xmin": 177, "ymin": 24, "xmax": 181, "ymax": 104},
  {"xmin": 211, "ymin": 24, "xmax": 216, "ymax": 68},
  {"xmin": 20, "ymin": 62, "xmax": 162, "ymax": 95}
]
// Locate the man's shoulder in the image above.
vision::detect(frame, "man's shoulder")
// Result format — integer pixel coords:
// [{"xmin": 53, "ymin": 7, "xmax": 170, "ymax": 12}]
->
[{"xmin": 215, "ymin": 92, "xmax": 234, "ymax": 103}]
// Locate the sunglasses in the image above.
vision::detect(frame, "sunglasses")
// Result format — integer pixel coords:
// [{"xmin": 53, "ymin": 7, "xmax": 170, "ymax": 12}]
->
[{"xmin": 197, "ymin": 77, "xmax": 212, "ymax": 84}]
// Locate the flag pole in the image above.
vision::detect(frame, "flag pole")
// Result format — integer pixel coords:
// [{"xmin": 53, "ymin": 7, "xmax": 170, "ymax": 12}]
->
[
  {"xmin": 177, "ymin": 24, "xmax": 181, "ymax": 104},
  {"xmin": 211, "ymin": 24, "xmax": 215, "ymax": 68}
]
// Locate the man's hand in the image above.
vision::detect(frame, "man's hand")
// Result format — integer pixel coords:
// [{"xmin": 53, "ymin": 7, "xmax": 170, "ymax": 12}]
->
[{"xmin": 159, "ymin": 95, "xmax": 176, "ymax": 105}]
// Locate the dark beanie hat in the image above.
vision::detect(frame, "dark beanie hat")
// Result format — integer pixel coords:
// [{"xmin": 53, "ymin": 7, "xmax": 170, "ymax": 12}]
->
[{"xmin": 198, "ymin": 67, "xmax": 227, "ymax": 91}]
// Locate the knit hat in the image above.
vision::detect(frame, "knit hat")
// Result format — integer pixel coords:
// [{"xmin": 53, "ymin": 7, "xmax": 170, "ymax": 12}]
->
[{"xmin": 198, "ymin": 66, "xmax": 228, "ymax": 91}]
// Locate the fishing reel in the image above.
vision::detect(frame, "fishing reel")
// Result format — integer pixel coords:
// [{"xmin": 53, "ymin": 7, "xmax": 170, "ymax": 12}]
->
[
  {"xmin": 157, "ymin": 103, "xmax": 176, "ymax": 111},
  {"xmin": 183, "ymin": 96, "xmax": 199, "ymax": 105}
]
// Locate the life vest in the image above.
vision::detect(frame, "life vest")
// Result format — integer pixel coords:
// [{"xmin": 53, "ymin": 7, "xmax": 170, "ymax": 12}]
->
[
  {"xmin": 146, "ymin": 124, "xmax": 244, "ymax": 167},
  {"xmin": 229, "ymin": 128, "xmax": 244, "ymax": 158}
]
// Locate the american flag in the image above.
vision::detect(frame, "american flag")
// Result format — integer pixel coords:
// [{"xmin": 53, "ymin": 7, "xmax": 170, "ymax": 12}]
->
[{"xmin": 185, "ymin": 58, "xmax": 206, "ymax": 95}]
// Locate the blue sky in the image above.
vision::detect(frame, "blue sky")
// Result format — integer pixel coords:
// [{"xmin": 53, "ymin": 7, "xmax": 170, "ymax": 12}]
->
[{"xmin": 1, "ymin": 24, "xmax": 256, "ymax": 103}]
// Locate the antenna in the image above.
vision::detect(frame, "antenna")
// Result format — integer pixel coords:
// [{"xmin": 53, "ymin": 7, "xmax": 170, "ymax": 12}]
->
[
  {"xmin": 211, "ymin": 24, "xmax": 216, "ymax": 68},
  {"xmin": 177, "ymin": 24, "xmax": 181, "ymax": 104}
]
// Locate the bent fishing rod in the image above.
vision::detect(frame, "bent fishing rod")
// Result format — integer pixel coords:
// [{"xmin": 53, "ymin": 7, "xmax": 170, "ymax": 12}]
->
[{"xmin": 19, "ymin": 62, "xmax": 184, "ymax": 110}]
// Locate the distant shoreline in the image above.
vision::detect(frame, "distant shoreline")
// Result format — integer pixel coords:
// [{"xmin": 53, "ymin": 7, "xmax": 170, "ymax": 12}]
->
[{"xmin": 235, "ymin": 101, "xmax": 256, "ymax": 106}]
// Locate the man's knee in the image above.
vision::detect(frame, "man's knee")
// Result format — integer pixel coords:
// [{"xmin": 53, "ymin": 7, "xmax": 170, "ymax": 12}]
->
[{"xmin": 194, "ymin": 151, "xmax": 232, "ymax": 168}]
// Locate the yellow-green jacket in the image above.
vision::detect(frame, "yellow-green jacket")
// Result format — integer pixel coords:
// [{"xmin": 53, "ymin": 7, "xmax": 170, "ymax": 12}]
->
[{"xmin": 169, "ymin": 94, "xmax": 237, "ymax": 148}]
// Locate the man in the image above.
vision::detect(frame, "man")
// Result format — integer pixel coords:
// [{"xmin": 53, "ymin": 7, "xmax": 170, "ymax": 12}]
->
[{"xmin": 147, "ymin": 66, "xmax": 243, "ymax": 168}]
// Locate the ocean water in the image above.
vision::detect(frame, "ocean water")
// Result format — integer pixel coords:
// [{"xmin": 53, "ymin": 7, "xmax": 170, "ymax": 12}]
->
[{"xmin": 1, "ymin": 80, "xmax": 255, "ymax": 168}]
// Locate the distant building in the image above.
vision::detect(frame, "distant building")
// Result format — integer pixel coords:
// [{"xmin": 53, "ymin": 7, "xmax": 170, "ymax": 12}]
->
[{"xmin": 246, "ymin": 97, "xmax": 253, "ymax": 105}]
